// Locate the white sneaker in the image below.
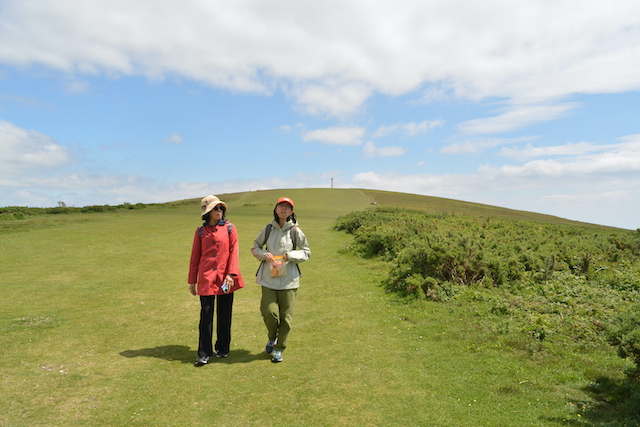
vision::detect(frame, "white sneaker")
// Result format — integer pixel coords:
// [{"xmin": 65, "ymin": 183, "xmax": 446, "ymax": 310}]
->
[{"xmin": 271, "ymin": 350, "xmax": 283, "ymax": 363}]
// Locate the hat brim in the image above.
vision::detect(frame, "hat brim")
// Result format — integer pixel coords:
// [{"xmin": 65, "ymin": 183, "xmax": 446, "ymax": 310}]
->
[
  {"xmin": 276, "ymin": 197, "xmax": 294, "ymax": 209},
  {"xmin": 202, "ymin": 200, "xmax": 227, "ymax": 216}
]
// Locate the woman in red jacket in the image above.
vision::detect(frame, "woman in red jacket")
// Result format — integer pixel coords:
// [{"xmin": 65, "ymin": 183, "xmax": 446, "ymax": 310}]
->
[{"xmin": 188, "ymin": 195, "xmax": 244, "ymax": 366}]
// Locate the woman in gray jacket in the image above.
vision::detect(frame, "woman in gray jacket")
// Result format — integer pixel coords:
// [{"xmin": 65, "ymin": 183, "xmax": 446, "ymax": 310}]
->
[{"xmin": 251, "ymin": 197, "xmax": 311, "ymax": 363}]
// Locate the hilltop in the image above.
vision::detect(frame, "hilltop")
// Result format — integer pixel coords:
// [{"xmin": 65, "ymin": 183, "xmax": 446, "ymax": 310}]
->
[
  {"xmin": 1, "ymin": 187, "xmax": 626, "ymax": 230},
  {"xmin": 176, "ymin": 187, "xmax": 622, "ymax": 229}
]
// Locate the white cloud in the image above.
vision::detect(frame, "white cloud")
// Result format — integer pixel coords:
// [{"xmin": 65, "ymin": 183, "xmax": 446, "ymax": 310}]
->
[
  {"xmin": 346, "ymin": 169, "xmax": 640, "ymax": 229},
  {"xmin": 302, "ymin": 126, "xmax": 365, "ymax": 145},
  {"xmin": 1, "ymin": 93, "xmax": 45, "ymax": 108},
  {"xmin": 1, "ymin": 1, "xmax": 639, "ymax": 117},
  {"xmin": 484, "ymin": 135, "xmax": 640, "ymax": 181},
  {"xmin": 165, "ymin": 133, "xmax": 184, "ymax": 144},
  {"xmin": 65, "ymin": 79, "xmax": 90, "ymax": 94},
  {"xmin": 362, "ymin": 141, "xmax": 407, "ymax": 158},
  {"xmin": 372, "ymin": 120, "xmax": 444, "ymax": 138},
  {"xmin": 478, "ymin": 157, "xmax": 640, "ymax": 188},
  {"xmin": 515, "ymin": 189, "xmax": 640, "ymax": 229},
  {"xmin": 291, "ymin": 82, "xmax": 372, "ymax": 117},
  {"xmin": 277, "ymin": 125, "xmax": 294, "ymax": 134},
  {"xmin": 444, "ymin": 134, "xmax": 640, "ymax": 159},
  {"xmin": 350, "ymin": 170, "xmax": 461, "ymax": 195},
  {"xmin": 419, "ymin": 85, "xmax": 454, "ymax": 104},
  {"xmin": 499, "ymin": 141, "xmax": 604, "ymax": 161},
  {"xmin": 458, "ymin": 102, "xmax": 579, "ymax": 135},
  {"xmin": 0, "ymin": 170, "xmax": 338, "ymax": 208},
  {"xmin": 403, "ymin": 120, "xmax": 445, "ymax": 136},
  {"xmin": 0, "ymin": 120, "xmax": 73, "ymax": 179},
  {"xmin": 543, "ymin": 190, "xmax": 633, "ymax": 204},
  {"xmin": 442, "ymin": 136, "xmax": 538, "ymax": 155},
  {"xmin": 341, "ymin": 135, "xmax": 640, "ymax": 228}
]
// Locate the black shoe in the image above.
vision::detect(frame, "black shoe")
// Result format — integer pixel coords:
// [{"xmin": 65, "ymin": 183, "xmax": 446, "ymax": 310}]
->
[
  {"xmin": 194, "ymin": 355, "xmax": 209, "ymax": 366},
  {"xmin": 215, "ymin": 350, "xmax": 228, "ymax": 358},
  {"xmin": 265, "ymin": 339, "xmax": 276, "ymax": 354}
]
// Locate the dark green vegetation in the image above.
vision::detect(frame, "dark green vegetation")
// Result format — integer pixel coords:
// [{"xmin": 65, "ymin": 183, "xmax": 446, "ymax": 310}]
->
[
  {"xmin": 1, "ymin": 188, "xmax": 639, "ymax": 426},
  {"xmin": 1, "ymin": 202, "xmax": 153, "ymax": 219},
  {"xmin": 335, "ymin": 205, "xmax": 640, "ymax": 422}
]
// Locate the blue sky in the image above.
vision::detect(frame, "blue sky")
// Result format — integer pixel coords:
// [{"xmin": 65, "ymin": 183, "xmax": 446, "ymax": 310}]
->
[{"xmin": 1, "ymin": 0, "xmax": 639, "ymax": 229}]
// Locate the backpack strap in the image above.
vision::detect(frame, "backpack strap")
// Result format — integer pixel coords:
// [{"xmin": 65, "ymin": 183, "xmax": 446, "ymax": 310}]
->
[
  {"xmin": 290, "ymin": 225, "xmax": 298, "ymax": 250},
  {"xmin": 261, "ymin": 224, "xmax": 272, "ymax": 248},
  {"xmin": 262, "ymin": 224, "xmax": 297, "ymax": 250},
  {"xmin": 256, "ymin": 224, "xmax": 272, "ymax": 277},
  {"xmin": 290, "ymin": 226, "xmax": 301, "ymax": 276}
]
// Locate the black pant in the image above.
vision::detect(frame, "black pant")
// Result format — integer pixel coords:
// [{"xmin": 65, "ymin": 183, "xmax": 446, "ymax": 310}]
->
[{"xmin": 198, "ymin": 293, "xmax": 234, "ymax": 357}]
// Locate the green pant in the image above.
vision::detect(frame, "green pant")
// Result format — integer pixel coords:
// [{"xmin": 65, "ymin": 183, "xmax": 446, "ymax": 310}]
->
[{"xmin": 260, "ymin": 287, "xmax": 297, "ymax": 352}]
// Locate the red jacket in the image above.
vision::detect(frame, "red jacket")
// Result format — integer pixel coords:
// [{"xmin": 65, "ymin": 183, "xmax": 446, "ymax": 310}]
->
[{"xmin": 188, "ymin": 220, "xmax": 245, "ymax": 296}]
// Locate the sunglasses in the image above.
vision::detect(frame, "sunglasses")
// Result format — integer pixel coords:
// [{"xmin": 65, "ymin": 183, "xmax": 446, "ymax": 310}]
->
[{"xmin": 213, "ymin": 205, "xmax": 225, "ymax": 211}]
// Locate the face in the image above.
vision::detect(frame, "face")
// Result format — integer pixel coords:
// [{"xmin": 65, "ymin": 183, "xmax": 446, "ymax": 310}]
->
[
  {"xmin": 276, "ymin": 203, "xmax": 292, "ymax": 220},
  {"xmin": 211, "ymin": 204, "xmax": 225, "ymax": 221}
]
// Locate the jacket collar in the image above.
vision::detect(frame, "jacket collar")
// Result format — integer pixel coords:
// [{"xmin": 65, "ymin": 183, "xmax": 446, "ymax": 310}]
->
[
  {"xmin": 203, "ymin": 219, "xmax": 228, "ymax": 227},
  {"xmin": 272, "ymin": 219, "xmax": 294, "ymax": 231}
]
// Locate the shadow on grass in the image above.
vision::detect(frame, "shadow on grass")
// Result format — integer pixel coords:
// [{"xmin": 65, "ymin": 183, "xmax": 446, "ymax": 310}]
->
[
  {"xmin": 544, "ymin": 375, "xmax": 640, "ymax": 425},
  {"xmin": 579, "ymin": 376, "xmax": 640, "ymax": 425},
  {"xmin": 119, "ymin": 345, "xmax": 268, "ymax": 364}
]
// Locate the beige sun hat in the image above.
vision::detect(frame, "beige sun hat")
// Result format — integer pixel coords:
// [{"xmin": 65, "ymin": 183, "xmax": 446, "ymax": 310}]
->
[{"xmin": 201, "ymin": 195, "xmax": 227, "ymax": 216}]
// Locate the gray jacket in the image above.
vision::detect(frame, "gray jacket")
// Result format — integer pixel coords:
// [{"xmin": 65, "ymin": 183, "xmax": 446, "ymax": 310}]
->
[{"xmin": 251, "ymin": 220, "xmax": 311, "ymax": 290}]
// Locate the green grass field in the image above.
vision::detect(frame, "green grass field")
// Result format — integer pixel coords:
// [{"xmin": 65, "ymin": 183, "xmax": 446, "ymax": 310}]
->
[{"xmin": 0, "ymin": 188, "xmax": 635, "ymax": 426}]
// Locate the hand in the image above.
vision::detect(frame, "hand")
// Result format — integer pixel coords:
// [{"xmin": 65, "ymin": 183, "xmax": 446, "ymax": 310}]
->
[
  {"xmin": 223, "ymin": 275, "xmax": 234, "ymax": 293},
  {"xmin": 189, "ymin": 283, "xmax": 197, "ymax": 296},
  {"xmin": 265, "ymin": 252, "xmax": 287, "ymax": 262}
]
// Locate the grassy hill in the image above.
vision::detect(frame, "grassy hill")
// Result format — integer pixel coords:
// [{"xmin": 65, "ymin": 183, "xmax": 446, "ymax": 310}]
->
[
  {"xmin": 0, "ymin": 188, "xmax": 637, "ymax": 426},
  {"xmin": 179, "ymin": 187, "xmax": 621, "ymax": 229}
]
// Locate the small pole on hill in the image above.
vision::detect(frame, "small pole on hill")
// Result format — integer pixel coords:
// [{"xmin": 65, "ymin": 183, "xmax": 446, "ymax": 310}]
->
[{"xmin": 331, "ymin": 177, "xmax": 334, "ymax": 188}]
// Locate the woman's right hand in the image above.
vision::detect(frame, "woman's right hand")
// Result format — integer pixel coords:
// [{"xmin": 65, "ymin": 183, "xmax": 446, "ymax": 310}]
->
[
  {"xmin": 189, "ymin": 283, "xmax": 197, "ymax": 296},
  {"xmin": 264, "ymin": 252, "xmax": 274, "ymax": 263}
]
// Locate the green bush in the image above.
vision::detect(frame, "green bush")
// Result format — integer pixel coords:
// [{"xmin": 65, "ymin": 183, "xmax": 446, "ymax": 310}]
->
[
  {"xmin": 46, "ymin": 207, "xmax": 70, "ymax": 214},
  {"xmin": 118, "ymin": 202, "xmax": 147, "ymax": 210},
  {"xmin": 0, "ymin": 207, "xmax": 39, "ymax": 219},
  {"xmin": 335, "ymin": 208, "xmax": 640, "ymax": 292},
  {"xmin": 1, "ymin": 202, "xmax": 152, "ymax": 219},
  {"xmin": 335, "ymin": 208, "xmax": 640, "ymax": 375},
  {"xmin": 606, "ymin": 303, "xmax": 640, "ymax": 376}
]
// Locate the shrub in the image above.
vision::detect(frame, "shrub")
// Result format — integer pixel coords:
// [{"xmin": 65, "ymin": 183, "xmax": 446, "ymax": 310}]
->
[
  {"xmin": 335, "ymin": 207, "xmax": 640, "ymax": 375},
  {"xmin": 46, "ymin": 207, "xmax": 70, "ymax": 214},
  {"xmin": 606, "ymin": 303, "xmax": 640, "ymax": 376},
  {"xmin": 0, "ymin": 207, "xmax": 39, "ymax": 219},
  {"xmin": 80, "ymin": 205, "xmax": 117, "ymax": 213},
  {"xmin": 335, "ymin": 208, "xmax": 640, "ymax": 291}
]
